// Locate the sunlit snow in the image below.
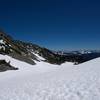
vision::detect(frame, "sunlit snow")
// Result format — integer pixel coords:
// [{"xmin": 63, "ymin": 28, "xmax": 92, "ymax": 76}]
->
[{"xmin": 0, "ymin": 54, "xmax": 100, "ymax": 100}]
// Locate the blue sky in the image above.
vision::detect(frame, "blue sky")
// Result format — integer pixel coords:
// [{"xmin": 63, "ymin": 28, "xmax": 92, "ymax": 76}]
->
[{"xmin": 0, "ymin": 0, "xmax": 100, "ymax": 50}]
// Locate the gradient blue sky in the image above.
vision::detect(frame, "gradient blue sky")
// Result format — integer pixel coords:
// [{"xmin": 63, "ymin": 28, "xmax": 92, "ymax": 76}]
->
[{"xmin": 0, "ymin": 0, "xmax": 100, "ymax": 50}]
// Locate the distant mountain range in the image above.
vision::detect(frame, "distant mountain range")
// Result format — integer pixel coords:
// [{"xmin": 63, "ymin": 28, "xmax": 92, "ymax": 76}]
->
[
  {"xmin": 0, "ymin": 30, "xmax": 100, "ymax": 71},
  {"xmin": 53, "ymin": 50, "xmax": 100, "ymax": 55}
]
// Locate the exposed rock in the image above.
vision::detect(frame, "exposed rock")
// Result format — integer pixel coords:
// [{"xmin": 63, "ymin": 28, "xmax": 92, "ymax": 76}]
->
[{"xmin": 0, "ymin": 60, "xmax": 18, "ymax": 72}]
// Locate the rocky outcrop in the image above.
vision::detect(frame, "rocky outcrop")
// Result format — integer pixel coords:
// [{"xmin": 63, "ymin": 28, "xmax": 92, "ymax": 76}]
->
[{"xmin": 0, "ymin": 60, "xmax": 18, "ymax": 72}]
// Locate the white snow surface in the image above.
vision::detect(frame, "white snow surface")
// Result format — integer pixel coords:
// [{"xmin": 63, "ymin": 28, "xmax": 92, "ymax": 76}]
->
[
  {"xmin": 0, "ymin": 39, "xmax": 5, "ymax": 45},
  {"xmin": 32, "ymin": 52, "xmax": 46, "ymax": 61},
  {"xmin": 0, "ymin": 54, "xmax": 100, "ymax": 100}
]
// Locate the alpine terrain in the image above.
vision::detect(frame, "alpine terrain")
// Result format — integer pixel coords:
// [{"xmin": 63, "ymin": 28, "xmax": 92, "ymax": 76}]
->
[{"xmin": 0, "ymin": 31, "xmax": 100, "ymax": 100}]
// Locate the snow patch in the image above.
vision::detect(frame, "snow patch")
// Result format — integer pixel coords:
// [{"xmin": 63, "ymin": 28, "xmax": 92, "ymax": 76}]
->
[
  {"xmin": 0, "ymin": 39, "xmax": 5, "ymax": 45},
  {"xmin": 32, "ymin": 52, "xmax": 46, "ymax": 61}
]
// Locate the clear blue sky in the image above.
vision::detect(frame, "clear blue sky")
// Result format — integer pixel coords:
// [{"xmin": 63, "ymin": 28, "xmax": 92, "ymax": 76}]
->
[{"xmin": 0, "ymin": 0, "xmax": 100, "ymax": 50}]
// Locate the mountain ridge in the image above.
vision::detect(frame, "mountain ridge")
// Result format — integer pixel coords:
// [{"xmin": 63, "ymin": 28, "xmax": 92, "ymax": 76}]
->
[{"xmin": 0, "ymin": 31, "xmax": 100, "ymax": 72}]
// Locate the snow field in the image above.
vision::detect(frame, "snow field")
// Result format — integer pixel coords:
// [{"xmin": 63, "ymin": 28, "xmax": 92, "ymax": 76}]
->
[{"xmin": 0, "ymin": 54, "xmax": 100, "ymax": 100}]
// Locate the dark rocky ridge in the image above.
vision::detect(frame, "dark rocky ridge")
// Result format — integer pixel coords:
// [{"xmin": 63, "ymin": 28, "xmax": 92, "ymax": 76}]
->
[{"xmin": 0, "ymin": 30, "xmax": 100, "ymax": 70}]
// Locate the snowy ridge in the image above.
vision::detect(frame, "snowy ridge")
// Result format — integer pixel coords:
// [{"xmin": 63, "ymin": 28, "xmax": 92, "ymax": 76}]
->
[
  {"xmin": 32, "ymin": 52, "xmax": 46, "ymax": 61},
  {"xmin": 0, "ymin": 54, "xmax": 100, "ymax": 100},
  {"xmin": 0, "ymin": 31, "xmax": 100, "ymax": 65}
]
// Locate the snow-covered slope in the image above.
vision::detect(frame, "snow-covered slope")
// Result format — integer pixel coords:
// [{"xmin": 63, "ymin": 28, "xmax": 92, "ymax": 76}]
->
[{"xmin": 0, "ymin": 54, "xmax": 100, "ymax": 100}]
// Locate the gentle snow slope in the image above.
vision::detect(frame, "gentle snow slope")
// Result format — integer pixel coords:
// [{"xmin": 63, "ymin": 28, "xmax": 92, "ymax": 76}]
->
[{"xmin": 0, "ymin": 54, "xmax": 100, "ymax": 100}]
